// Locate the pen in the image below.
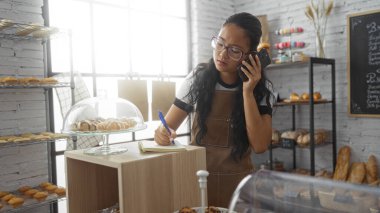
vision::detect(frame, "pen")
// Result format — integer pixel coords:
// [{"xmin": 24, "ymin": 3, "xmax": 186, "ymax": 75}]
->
[{"xmin": 158, "ymin": 111, "xmax": 175, "ymax": 145}]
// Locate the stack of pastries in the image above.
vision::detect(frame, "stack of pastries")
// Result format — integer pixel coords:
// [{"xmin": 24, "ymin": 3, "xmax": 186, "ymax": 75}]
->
[
  {"xmin": 0, "ymin": 182, "xmax": 66, "ymax": 209},
  {"xmin": 280, "ymin": 128, "xmax": 329, "ymax": 147},
  {"xmin": 0, "ymin": 132, "xmax": 67, "ymax": 144},
  {"xmin": 0, "ymin": 76, "xmax": 59, "ymax": 85},
  {"xmin": 288, "ymin": 92, "xmax": 322, "ymax": 102},
  {"xmin": 70, "ymin": 117, "xmax": 137, "ymax": 132}
]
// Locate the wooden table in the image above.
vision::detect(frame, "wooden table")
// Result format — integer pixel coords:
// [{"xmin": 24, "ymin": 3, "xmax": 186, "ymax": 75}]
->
[{"xmin": 65, "ymin": 141, "xmax": 206, "ymax": 213}]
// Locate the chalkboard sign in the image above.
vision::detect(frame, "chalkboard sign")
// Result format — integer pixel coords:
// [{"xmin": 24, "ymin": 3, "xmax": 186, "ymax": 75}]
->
[{"xmin": 348, "ymin": 10, "xmax": 380, "ymax": 117}]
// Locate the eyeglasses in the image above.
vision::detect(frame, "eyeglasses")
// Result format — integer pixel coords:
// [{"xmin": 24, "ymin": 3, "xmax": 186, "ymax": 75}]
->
[{"xmin": 211, "ymin": 36, "xmax": 250, "ymax": 61}]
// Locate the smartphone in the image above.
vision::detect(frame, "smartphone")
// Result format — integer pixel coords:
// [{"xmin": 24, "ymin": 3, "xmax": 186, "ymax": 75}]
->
[{"xmin": 238, "ymin": 48, "xmax": 271, "ymax": 81}]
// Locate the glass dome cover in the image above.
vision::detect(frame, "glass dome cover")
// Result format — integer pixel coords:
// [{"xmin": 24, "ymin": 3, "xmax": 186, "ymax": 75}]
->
[
  {"xmin": 62, "ymin": 97, "xmax": 146, "ymax": 135},
  {"xmin": 229, "ymin": 169, "xmax": 380, "ymax": 213}
]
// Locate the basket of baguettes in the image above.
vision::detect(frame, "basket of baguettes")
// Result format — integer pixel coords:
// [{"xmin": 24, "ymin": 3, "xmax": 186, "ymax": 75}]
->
[{"xmin": 318, "ymin": 146, "xmax": 380, "ymax": 212}]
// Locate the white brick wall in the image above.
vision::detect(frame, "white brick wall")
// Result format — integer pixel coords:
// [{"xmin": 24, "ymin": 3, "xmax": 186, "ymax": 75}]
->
[
  {"xmin": 192, "ymin": 0, "xmax": 380, "ymax": 172},
  {"xmin": 232, "ymin": 0, "xmax": 380, "ymax": 171},
  {"xmin": 190, "ymin": 0, "xmax": 234, "ymax": 66},
  {"xmin": 0, "ymin": 0, "xmax": 50, "ymax": 212}
]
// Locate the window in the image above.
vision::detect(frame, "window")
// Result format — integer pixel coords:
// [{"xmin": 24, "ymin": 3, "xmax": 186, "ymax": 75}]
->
[
  {"xmin": 48, "ymin": 0, "xmax": 190, "ymax": 136},
  {"xmin": 47, "ymin": 1, "xmax": 190, "ymax": 212}
]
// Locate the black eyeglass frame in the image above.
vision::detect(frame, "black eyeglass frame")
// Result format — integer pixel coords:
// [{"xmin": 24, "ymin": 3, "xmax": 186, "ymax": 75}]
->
[{"xmin": 211, "ymin": 36, "xmax": 256, "ymax": 61}]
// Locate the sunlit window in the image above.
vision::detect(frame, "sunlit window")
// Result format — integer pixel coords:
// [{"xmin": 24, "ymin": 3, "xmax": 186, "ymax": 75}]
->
[
  {"xmin": 48, "ymin": 0, "xmax": 188, "ymax": 77},
  {"xmin": 48, "ymin": 2, "xmax": 190, "ymax": 211}
]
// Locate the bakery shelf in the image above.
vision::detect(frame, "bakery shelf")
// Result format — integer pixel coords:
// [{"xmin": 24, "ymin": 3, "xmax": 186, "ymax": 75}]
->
[
  {"xmin": 266, "ymin": 60, "xmax": 309, "ymax": 69},
  {"xmin": 270, "ymin": 140, "xmax": 332, "ymax": 150},
  {"xmin": 0, "ymin": 82, "xmax": 70, "ymax": 89},
  {"xmin": 274, "ymin": 99, "xmax": 333, "ymax": 107},
  {"xmin": 0, "ymin": 138, "xmax": 68, "ymax": 148},
  {"xmin": 0, "ymin": 18, "xmax": 74, "ymax": 213},
  {"xmin": 296, "ymin": 141, "xmax": 333, "ymax": 149},
  {"xmin": 268, "ymin": 58, "xmax": 336, "ymax": 174},
  {"xmin": 0, "ymin": 190, "xmax": 66, "ymax": 213}
]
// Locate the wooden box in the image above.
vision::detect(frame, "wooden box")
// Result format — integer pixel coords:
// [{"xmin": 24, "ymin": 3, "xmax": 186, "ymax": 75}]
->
[{"xmin": 65, "ymin": 142, "xmax": 206, "ymax": 213}]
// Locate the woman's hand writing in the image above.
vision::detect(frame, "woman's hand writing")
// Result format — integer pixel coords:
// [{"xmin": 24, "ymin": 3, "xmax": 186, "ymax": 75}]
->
[{"xmin": 154, "ymin": 124, "xmax": 177, "ymax": 146}]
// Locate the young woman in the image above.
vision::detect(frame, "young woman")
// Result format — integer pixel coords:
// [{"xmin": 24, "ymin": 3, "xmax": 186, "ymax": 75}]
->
[{"xmin": 154, "ymin": 12, "xmax": 273, "ymax": 208}]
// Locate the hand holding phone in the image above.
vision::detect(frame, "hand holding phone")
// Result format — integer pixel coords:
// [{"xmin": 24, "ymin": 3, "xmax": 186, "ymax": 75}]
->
[{"xmin": 238, "ymin": 48, "xmax": 271, "ymax": 81}]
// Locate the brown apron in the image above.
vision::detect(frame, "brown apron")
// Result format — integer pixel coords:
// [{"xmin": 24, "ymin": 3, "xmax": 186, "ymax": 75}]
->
[{"xmin": 191, "ymin": 90, "xmax": 253, "ymax": 208}]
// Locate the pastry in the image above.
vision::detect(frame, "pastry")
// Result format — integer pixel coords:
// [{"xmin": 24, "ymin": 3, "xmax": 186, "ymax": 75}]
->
[
  {"xmin": 2, "ymin": 76, "xmax": 18, "ymax": 84},
  {"xmin": 8, "ymin": 197, "xmax": 24, "ymax": 208},
  {"xmin": 40, "ymin": 181, "xmax": 53, "ymax": 188},
  {"xmin": 333, "ymin": 146, "xmax": 351, "ymax": 181},
  {"xmin": 40, "ymin": 77, "xmax": 58, "ymax": 84},
  {"xmin": 18, "ymin": 185, "xmax": 32, "ymax": 193},
  {"xmin": 2, "ymin": 194, "xmax": 15, "ymax": 202},
  {"xmin": 281, "ymin": 131, "xmax": 299, "ymax": 140},
  {"xmin": 33, "ymin": 191, "xmax": 48, "ymax": 202},
  {"xmin": 33, "ymin": 135, "xmax": 51, "ymax": 140},
  {"xmin": 313, "ymin": 92, "xmax": 322, "ymax": 100},
  {"xmin": 206, "ymin": 206, "xmax": 221, "ymax": 213},
  {"xmin": 24, "ymin": 189, "xmax": 39, "ymax": 197},
  {"xmin": 366, "ymin": 155, "xmax": 378, "ymax": 184},
  {"xmin": 0, "ymin": 203, "xmax": 2, "ymax": 209},
  {"xmin": 0, "ymin": 139, "xmax": 7, "ymax": 143},
  {"xmin": 54, "ymin": 187, "xmax": 66, "ymax": 196},
  {"xmin": 297, "ymin": 132, "xmax": 325, "ymax": 147},
  {"xmin": 289, "ymin": 92, "xmax": 300, "ymax": 101},
  {"xmin": 0, "ymin": 191, "xmax": 9, "ymax": 198},
  {"xmin": 257, "ymin": 42, "xmax": 270, "ymax": 51},
  {"xmin": 106, "ymin": 121, "xmax": 122, "ymax": 131},
  {"xmin": 178, "ymin": 207, "xmax": 196, "ymax": 213},
  {"xmin": 347, "ymin": 162, "xmax": 366, "ymax": 184},
  {"xmin": 19, "ymin": 77, "xmax": 40, "ymax": 85},
  {"xmin": 46, "ymin": 184, "xmax": 57, "ymax": 193},
  {"xmin": 78, "ymin": 120, "xmax": 91, "ymax": 131},
  {"xmin": 301, "ymin": 93, "xmax": 309, "ymax": 100}
]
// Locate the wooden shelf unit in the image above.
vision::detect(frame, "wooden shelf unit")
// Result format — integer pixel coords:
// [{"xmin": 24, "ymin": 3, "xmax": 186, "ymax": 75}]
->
[{"xmin": 65, "ymin": 141, "xmax": 206, "ymax": 213}]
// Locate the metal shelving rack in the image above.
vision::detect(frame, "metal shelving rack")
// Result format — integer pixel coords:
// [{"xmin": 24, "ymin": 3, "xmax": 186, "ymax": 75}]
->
[
  {"xmin": 0, "ymin": 19, "xmax": 74, "ymax": 212},
  {"xmin": 268, "ymin": 57, "xmax": 336, "ymax": 176}
]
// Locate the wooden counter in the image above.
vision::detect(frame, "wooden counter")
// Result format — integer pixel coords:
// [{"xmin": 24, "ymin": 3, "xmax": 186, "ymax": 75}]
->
[{"xmin": 65, "ymin": 141, "xmax": 206, "ymax": 213}]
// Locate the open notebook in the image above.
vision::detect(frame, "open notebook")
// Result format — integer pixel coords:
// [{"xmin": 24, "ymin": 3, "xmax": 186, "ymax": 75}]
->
[{"xmin": 138, "ymin": 140, "xmax": 187, "ymax": 153}]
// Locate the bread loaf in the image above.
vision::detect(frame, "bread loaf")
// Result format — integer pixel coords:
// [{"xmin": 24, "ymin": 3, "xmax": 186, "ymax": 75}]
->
[
  {"xmin": 313, "ymin": 92, "xmax": 322, "ymax": 100},
  {"xmin": 365, "ymin": 155, "xmax": 378, "ymax": 184},
  {"xmin": 347, "ymin": 162, "xmax": 366, "ymax": 184},
  {"xmin": 281, "ymin": 131, "xmax": 299, "ymax": 140},
  {"xmin": 301, "ymin": 93, "xmax": 309, "ymax": 100},
  {"xmin": 333, "ymin": 146, "xmax": 351, "ymax": 181},
  {"xmin": 290, "ymin": 93, "xmax": 300, "ymax": 101}
]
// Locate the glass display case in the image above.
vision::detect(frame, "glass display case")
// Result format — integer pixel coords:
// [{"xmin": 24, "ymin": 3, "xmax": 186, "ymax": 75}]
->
[
  {"xmin": 229, "ymin": 170, "xmax": 380, "ymax": 213},
  {"xmin": 62, "ymin": 97, "xmax": 146, "ymax": 155}
]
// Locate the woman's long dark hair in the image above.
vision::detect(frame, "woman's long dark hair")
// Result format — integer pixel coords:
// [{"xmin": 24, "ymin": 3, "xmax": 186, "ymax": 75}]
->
[{"xmin": 187, "ymin": 12, "xmax": 273, "ymax": 161}]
